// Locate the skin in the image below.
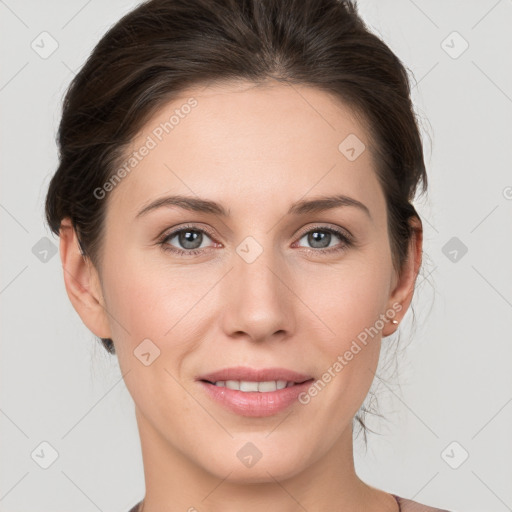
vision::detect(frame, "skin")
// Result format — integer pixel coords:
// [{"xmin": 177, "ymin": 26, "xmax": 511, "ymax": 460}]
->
[{"xmin": 60, "ymin": 79, "xmax": 422, "ymax": 512}]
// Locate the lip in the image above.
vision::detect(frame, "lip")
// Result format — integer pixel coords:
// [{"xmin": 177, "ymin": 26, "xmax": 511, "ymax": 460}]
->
[
  {"xmin": 196, "ymin": 366, "xmax": 315, "ymax": 417},
  {"xmin": 196, "ymin": 366, "xmax": 313, "ymax": 384}
]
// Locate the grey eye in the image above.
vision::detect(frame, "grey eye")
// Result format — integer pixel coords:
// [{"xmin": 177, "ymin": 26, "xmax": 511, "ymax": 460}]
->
[{"xmin": 165, "ymin": 229, "xmax": 212, "ymax": 250}]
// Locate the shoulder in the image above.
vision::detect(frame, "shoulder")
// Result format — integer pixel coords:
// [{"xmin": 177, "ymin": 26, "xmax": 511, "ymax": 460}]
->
[
  {"xmin": 392, "ymin": 494, "xmax": 453, "ymax": 512},
  {"xmin": 127, "ymin": 503, "xmax": 141, "ymax": 512}
]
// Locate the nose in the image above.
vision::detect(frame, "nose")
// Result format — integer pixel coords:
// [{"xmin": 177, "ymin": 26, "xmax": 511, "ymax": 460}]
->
[{"xmin": 220, "ymin": 243, "xmax": 295, "ymax": 343}]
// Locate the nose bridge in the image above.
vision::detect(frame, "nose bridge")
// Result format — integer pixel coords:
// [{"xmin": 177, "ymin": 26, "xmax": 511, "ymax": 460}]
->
[
  {"xmin": 221, "ymin": 234, "xmax": 293, "ymax": 340},
  {"xmin": 235, "ymin": 234, "xmax": 285, "ymax": 307}
]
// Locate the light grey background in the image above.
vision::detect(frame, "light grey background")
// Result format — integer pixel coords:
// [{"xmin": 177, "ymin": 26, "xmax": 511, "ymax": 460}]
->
[{"xmin": 1, "ymin": 1, "xmax": 511, "ymax": 511}]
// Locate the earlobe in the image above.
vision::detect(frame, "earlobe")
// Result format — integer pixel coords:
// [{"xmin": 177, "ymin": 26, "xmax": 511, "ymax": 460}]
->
[
  {"xmin": 382, "ymin": 216, "xmax": 423, "ymax": 337},
  {"xmin": 59, "ymin": 218, "xmax": 112, "ymax": 339}
]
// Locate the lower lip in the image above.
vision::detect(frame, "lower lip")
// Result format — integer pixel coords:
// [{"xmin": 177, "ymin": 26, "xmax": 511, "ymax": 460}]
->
[{"xmin": 198, "ymin": 380, "xmax": 314, "ymax": 417}]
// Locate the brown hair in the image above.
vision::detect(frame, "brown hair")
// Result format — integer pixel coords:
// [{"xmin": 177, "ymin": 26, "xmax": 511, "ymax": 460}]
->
[{"xmin": 45, "ymin": 0, "xmax": 427, "ymax": 438}]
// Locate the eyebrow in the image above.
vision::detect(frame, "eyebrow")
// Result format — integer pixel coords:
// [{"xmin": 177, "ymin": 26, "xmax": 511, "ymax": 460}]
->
[{"xmin": 136, "ymin": 194, "xmax": 371, "ymax": 220}]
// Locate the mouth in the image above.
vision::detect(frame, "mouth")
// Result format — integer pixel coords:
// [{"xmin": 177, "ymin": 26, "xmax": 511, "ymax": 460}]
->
[
  {"xmin": 200, "ymin": 378, "xmax": 312, "ymax": 392},
  {"xmin": 196, "ymin": 365, "xmax": 314, "ymax": 385},
  {"xmin": 196, "ymin": 367, "xmax": 315, "ymax": 417}
]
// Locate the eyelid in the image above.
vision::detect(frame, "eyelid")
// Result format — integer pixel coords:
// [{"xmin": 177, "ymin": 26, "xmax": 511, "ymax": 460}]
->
[
  {"xmin": 295, "ymin": 222, "xmax": 353, "ymax": 241},
  {"xmin": 158, "ymin": 224, "xmax": 351, "ymax": 243},
  {"xmin": 158, "ymin": 223, "xmax": 217, "ymax": 241}
]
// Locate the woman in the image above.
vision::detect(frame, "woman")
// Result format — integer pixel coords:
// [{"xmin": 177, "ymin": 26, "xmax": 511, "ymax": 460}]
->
[{"xmin": 45, "ymin": 0, "xmax": 452, "ymax": 510}]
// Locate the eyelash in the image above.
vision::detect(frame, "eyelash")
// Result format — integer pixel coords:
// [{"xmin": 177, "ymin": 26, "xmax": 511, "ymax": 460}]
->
[{"xmin": 158, "ymin": 224, "xmax": 353, "ymax": 257}]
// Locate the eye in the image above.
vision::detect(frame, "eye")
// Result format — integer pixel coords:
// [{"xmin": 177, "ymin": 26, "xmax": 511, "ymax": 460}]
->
[
  {"xmin": 159, "ymin": 225, "xmax": 217, "ymax": 256},
  {"xmin": 294, "ymin": 225, "xmax": 352, "ymax": 254},
  {"xmin": 158, "ymin": 224, "xmax": 353, "ymax": 257}
]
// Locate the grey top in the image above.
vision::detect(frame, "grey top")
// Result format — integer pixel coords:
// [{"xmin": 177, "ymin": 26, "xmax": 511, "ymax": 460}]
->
[{"xmin": 128, "ymin": 494, "xmax": 452, "ymax": 511}]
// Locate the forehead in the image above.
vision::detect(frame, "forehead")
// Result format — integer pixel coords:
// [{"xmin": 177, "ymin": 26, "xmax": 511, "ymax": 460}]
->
[{"xmin": 107, "ymin": 80, "xmax": 384, "ymax": 219}]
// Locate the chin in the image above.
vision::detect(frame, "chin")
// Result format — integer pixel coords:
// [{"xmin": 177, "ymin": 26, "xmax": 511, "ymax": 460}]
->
[{"xmin": 195, "ymin": 438, "xmax": 311, "ymax": 484}]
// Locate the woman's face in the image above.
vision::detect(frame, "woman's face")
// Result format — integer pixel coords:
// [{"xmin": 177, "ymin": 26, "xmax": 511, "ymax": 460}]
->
[{"xmin": 81, "ymin": 80, "xmax": 417, "ymax": 482}]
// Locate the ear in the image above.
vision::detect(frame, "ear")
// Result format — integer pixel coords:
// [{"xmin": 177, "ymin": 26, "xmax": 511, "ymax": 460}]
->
[
  {"xmin": 382, "ymin": 216, "xmax": 423, "ymax": 337},
  {"xmin": 59, "ymin": 218, "xmax": 112, "ymax": 339}
]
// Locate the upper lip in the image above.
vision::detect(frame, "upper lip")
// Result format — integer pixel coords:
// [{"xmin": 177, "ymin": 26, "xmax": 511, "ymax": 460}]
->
[{"xmin": 197, "ymin": 366, "xmax": 314, "ymax": 384}]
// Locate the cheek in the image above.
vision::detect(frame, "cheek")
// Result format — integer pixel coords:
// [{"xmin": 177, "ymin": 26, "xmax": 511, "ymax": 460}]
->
[
  {"xmin": 101, "ymin": 250, "xmax": 219, "ymax": 351},
  {"xmin": 101, "ymin": 257, "xmax": 207, "ymax": 407},
  {"xmin": 297, "ymin": 252, "xmax": 393, "ymax": 344},
  {"xmin": 294, "ymin": 250, "xmax": 392, "ymax": 405}
]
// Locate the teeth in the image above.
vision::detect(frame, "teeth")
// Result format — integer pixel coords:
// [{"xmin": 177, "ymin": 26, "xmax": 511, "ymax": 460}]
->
[{"xmin": 214, "ymin": 380, "xmax": 292, "ymax": 392}]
